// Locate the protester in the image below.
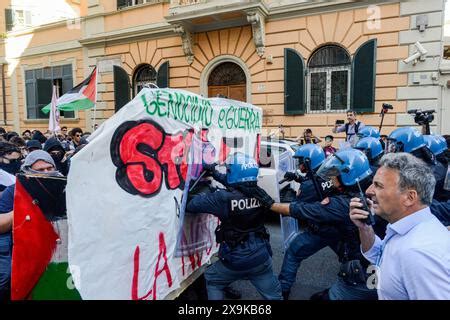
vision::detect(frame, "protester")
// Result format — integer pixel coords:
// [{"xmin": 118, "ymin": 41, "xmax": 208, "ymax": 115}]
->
[
  {"xmin": 69, "ymin": 128, "xmax": 83, "ymax": 150},
  {"xmin": 0, "ymin": 149, "xmax": 62, "ymax": 301},
  {"xmin": 26, "ymin": 139, "xmax": 42, "ymax": 153},
  {"xmin": 31, "ymin": 130, "xmax": 47, "ymax": 145},
  {"xmin": 332, "ymin": 110, "xmax": 365, "ymax": 147},
  {"xmin": 296, "ymin": 128, "xmax": 321, "ymax": 145},
  {"xmin": 323, "ymin": 135, "xmax": 337, "ymax": 158},
  {"xmin": 349, "ymin": 153, "xmax": 450, "ymax": 299},
  {"xmin": 0, "ymin": 142, "xmax": 22, "ymax": 176},
  {"xmin": 43, "ymin": 137, "xmax": 69, "ymax": 176},
  {"xmin": 21, "ymin": 130, "xmax": 31, "ymax": 140}
]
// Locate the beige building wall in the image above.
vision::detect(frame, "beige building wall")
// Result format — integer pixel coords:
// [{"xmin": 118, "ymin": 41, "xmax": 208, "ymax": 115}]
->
[
  {"xmin": 0, "ymin": 0, "xmax": 84, "ymax": 132},
  {"xmin": 93, "ymin": 1, "xmax": 412, "ymax": 145}
]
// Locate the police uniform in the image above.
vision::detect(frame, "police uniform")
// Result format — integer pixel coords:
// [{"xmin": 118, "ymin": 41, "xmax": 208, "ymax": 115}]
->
[
  {"xmin": 286, "ymin": 193, "xmax": 380, "ymax": 300},
  {"xmin": 186, "ymin": 177, "xmax": 282, "ymax": 300},
  {"xmin": 430, "ymin": 199, "xmax": 450, "ymax": 227}
]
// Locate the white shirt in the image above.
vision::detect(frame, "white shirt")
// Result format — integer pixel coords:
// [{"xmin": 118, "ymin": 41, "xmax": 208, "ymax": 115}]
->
[
  {"xmin": 0, "ymin": 169, "xmax": 15, "ymax": 187},
  {"xmin": 362, "ymin": 207, "xmax": 450, "ymax": 300}
]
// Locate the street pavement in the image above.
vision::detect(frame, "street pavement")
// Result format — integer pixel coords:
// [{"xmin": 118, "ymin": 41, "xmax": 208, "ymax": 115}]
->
[{"xmin": 232, "ymin": 221, "xmax": 340, "ymax": 300}]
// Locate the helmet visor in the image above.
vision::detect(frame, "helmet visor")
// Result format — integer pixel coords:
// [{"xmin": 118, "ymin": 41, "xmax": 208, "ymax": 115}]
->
[{"xmin": 316, "ymin": 154, "xmax": 344, "ymax": 181}]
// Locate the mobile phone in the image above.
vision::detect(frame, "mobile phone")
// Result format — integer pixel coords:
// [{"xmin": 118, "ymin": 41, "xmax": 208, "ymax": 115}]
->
[{"xmin": 335, "ymin": 120, "xmax": 345, "ymax": 125}]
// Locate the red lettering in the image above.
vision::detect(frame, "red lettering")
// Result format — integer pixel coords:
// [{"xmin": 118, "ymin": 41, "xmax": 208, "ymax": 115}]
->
[
  {"xmin": 131, "ymin": 232, "xmax": 173, "ymax": 300},
  {"xmin": 111, "ymin": 120, "xmax": 195, "ymax": 197}
]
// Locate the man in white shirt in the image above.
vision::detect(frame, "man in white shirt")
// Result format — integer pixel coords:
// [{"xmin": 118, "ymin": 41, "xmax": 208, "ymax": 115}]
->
[{"xmin": 349, "ymin": 152, "xmax": 450, "ymax": 300}]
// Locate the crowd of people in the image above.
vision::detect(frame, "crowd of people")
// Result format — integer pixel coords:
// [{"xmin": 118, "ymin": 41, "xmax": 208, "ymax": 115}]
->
[{"xmin": 0, "ymin": 126, "xmax": 91, "ymax": 301}]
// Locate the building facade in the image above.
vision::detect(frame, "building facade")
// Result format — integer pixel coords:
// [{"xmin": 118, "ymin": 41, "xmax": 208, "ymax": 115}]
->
[{"xmin": 0, "ymin": 0, "xmax": 448, "ymax": 141}]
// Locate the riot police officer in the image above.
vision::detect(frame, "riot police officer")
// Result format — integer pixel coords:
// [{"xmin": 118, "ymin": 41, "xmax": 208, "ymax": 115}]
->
[
  {"xmin": 424, "ymin": 135, "xmax": 448, "ymax": 167},
  {"xmin": 386, "ymin": 127, "xmax": 449, "ymax": 201},
  {"xmin": 354, "ymin": 137, "xmax": 384, "ymax": 173},
  {"xmin": 277, "ymin": 144, "xmax": 341, "ymax": 299},
  {"xmin": 253, "ymin": 149, "xmax": 384, "ymax": 300},
  {"xmin": 283, "ymin": 144, "xmax": 336, "ymax": 202},
  {"xmin": 186, "ymin": 152, "xmax": 282, "ymax": 300},
  {"xmin": 356, "ymin": 126, "xmax": 380, "ymax": 139}
]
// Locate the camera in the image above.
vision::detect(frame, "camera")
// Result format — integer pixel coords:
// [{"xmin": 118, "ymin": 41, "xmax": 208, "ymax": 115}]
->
[
  {"xmin": 403, "ymin": 41, "xmax": 428, "ymax": 64},
  {"xmin": 382, "ymin": 103, "xmax": 393, "ymax": 110},
  {"xmin": 407, "ymin": 108, "xmax": 435, "ymax": 126}
]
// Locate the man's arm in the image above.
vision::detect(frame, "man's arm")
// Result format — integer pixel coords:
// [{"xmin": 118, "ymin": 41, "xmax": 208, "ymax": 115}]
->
[
  {"xmin": 0, "ymin": 212, "xmax": 13, "ymax": 233},
  {"xmin": 349, "ymin": 197, "xmax": 382, "ymax": 263},
  {"xmin": 332, "ymin": 124, "xmax": 346, "ymax": 134},
  {"xmin": 186, "ymin": 190, "xmax": 228, "ymax": 220},
  {"xmin": 269, "ymin": 203, "xmax": 290, "ymax": 216}
]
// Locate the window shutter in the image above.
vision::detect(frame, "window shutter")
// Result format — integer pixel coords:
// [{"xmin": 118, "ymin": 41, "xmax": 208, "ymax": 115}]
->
[
  {"xmin": 284, "ymin": 48, "xmax": 306, "ymax": 115},
  {"xmin": 157, "ymin": 61, "xmax": 169, "ymax": 88},
  {"xmin": 113, "ymin": 65, "xmax": 131, "ymax": 112},
  {"xmin": 25, "ymin": 75, "xmax": 36, "ymax": 119},
  {"xmin": 5, "ymin": 9, "xmax": 13, "ymax": 31},
  {"xmin": 62, "ymin": 65, "xmax": 75, "ymax": 118},
  {"xmin": 36, "ymin": 79, "xmax": 52, "ymax": 119},
  {"xmin": 351, "ymin": 39, "xmax": 377, "ymax": 113}
]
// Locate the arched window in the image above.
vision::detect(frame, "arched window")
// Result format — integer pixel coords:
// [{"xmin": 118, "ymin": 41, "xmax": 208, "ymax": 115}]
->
[
  {"xmin": 307, "ymin": 45, "xmax": 351, "ymax": 112},
  {"xmin": 207, "ymin": 62, "xmax": 247, "ymax": 101},
  {"xmin": 133, "ymin": 64, "xmax": 157, "ymax": 96}
]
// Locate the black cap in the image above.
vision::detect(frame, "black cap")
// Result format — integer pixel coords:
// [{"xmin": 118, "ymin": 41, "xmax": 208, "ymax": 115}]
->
[{"xmin": 26, "ymin": 139, "xmax": 42, "ymax": 151}]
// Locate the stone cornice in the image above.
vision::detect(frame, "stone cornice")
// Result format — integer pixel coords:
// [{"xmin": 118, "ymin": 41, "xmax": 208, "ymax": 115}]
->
[
  {"xmin": 266, "ymin": 0, "xmax": 399, "ymax": 21},
  {"xmin": 79, "ymin": 22, "xmax": 175, "ymax": 48}
]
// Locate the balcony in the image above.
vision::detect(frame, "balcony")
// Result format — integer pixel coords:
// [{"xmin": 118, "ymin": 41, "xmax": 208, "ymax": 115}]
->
[{"xmin": 166, "ymin": 0, "xmax": 268, "ymax": 33}]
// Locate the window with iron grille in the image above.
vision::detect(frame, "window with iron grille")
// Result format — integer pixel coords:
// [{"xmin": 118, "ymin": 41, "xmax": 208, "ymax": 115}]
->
[
  {"xmin": 133, "ymin": 64, "xmax": 157, "ymax": 97},
  {"xmin": 25, "ymin": 65, "xmax": 75, "ymax": 120},
  {"xmin": 307, "ymin": 45, "xmax": 351, "ymax": 113},
  {"xmin": 117, "ymin": 0, "xmax": 166, "ymax": 9}
]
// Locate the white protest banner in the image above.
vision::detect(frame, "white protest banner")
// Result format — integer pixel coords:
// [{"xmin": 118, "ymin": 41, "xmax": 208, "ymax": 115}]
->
[{"xmin": 67, "ymin": 88, "xmax": 262, "ymax": 299}]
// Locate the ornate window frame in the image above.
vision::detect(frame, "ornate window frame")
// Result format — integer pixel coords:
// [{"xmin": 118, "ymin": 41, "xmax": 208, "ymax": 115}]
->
[{"xmin": 200, "ymin": 55, "xmax": 251, "ymax": 103}]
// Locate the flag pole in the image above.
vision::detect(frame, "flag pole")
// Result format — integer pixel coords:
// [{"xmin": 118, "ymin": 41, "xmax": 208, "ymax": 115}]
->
[{"xmin": 92, "ymin": 66, "xmax": 98, "ymax": 131}]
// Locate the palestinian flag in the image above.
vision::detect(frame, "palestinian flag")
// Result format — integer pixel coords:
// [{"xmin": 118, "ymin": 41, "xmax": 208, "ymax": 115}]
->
[
  {"xmin": 42, "ymin": 67, "xmax": 97, "ymax": 113},
  {"xmin": 11, "ymin": 174, "xmax": 81, "ymax": 300}
]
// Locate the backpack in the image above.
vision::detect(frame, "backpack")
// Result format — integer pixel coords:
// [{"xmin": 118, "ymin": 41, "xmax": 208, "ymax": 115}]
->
[{"xmin": 345, "ymin": 121, "xmax": 361, "ymax": 141}]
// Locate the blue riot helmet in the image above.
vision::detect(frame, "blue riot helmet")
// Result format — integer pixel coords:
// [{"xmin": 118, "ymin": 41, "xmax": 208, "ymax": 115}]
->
[
  {"xmin": 436, "ymin": 135, "xmax": 448, "ymax": 152},
  {"xmin": 386, "ymin": 127, "xmax": 425, "ymax": 153},
  {"xmin": 354, "ymin": 137, "xmax": 384, "ymax": 162},
  {"xmin": 316, "ymin": 149, "xmax": 372, "ymax": 186},
  {"xmin": 293, "ymin": 143, "xmax": 325, "ymax": 172},
  {"xmin": 423, "ymin": 135, "xmax": 445, "ymax": 156},
  {"xmin": 225, "ymin": 152, "xmax": 259, "ymax": 185},
  {"xmin": 357, "ymin": 126, "xmax": 380, "ymax": 139}
]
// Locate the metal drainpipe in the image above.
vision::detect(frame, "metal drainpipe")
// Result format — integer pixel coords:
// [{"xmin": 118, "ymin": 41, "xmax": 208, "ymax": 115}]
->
[{"xmin": 1, "ymin": 64, "xmax": 6, "ymax": 125}]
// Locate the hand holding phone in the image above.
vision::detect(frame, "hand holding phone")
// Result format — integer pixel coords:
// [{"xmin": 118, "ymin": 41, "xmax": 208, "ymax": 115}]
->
[{"xmin": 335, "ymin": 120, "xmax": 345, "ymax": 125}]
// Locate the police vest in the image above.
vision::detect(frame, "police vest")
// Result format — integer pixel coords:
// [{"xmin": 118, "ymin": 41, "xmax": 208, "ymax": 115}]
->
[{"xmin": 215, "ymin": 192, "xmax": 268, "ymax": 248}]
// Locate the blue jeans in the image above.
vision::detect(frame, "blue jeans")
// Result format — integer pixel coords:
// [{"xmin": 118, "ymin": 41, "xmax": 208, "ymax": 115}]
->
[
  {"xmin": 205, "ymin": 257, "xmax": 282, "ymax": 300},
  {"xmin": 279, "ymin": 230, "xmax": 338, "ymax": 293},
  {"xmin": 328, "ymin": 277, "xmax": 378, "ymax": 300},
  {"xmin": 0, "ymin": 234, "xmax": 12, "ymax": 301}
]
